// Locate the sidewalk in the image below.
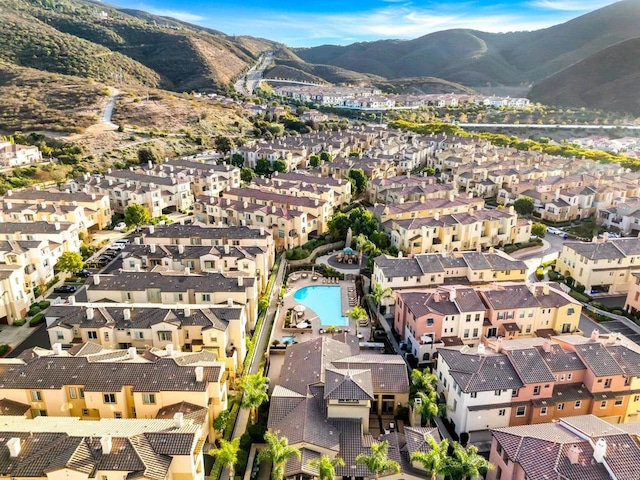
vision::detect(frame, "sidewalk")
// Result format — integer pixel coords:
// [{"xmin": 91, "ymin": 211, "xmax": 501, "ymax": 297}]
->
[{"xmin": 509, "ymin": 238, "xmax": 551, "ymax": 259}]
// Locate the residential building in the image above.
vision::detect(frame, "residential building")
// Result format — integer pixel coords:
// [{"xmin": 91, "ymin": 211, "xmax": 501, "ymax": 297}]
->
[
  {"xmin": 599, "ymin": 200, "xmax": 640, "ymax": 235},
  {"xmin": 372, "ymin": 195, "xmax": 485, "ymax": 224},
  {"xmin": 166, "ymin": 159, "xmax": 240, "ymax": 196},
  {"xmin": 367, "ymin": 174, "xmax": 455, "ymax": 205},
  {"xmin": 0, "ymin": 239, "xmax": 57, "ymax": 295},
  {"xmin": 0, "ymin": 221, "xmax": 81, "ymax": 255},
  {"xmin": 0, "ymin": 141, "xmax": 42, "ymax": 166},
  {"xmin": 85, "ymin": 271, "xmax": 258, "ymax": 328},
  {"xmin": 624, "ymin": 273, "xmax": 640, "ymax": 314},
  {"xmin": 0, "ymin": 415, "xmax": 208, "ymax": 480},
  {"xmin": 556, "ymin": 237, "xmax": 640, "ymax": 294},
  {"xmin": 0, "ymin": 342, "xmax": 227, "ymax": 441},
  {"xmin": 46, "ymin": 304, "xmax": 247, "ymax": 374},
  {"xmin": 0, "ymin": 264, "xmax": 32, "ymax": 324},
  {"xmin": 488, "ymin": 416, "xmax": 640, "ymax": 480}
]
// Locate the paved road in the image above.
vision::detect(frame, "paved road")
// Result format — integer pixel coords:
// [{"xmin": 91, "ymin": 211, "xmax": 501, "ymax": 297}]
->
[
  {"xmin": 102, "ymin": 87, "xmax": 120, "ymax": 128},
  {"xmin": 7, "ymin": 324, "xmax": 49, "ymax": 357},
  {"xmin": 458, "ymin": 122, "xmax": 640, "ymax": 130},
  {"xmin": 235, "ymin": 52, "xmax": 273, "ymax": 96}
]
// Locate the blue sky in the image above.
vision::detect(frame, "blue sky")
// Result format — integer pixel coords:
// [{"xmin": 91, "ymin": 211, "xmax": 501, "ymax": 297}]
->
[{"xmin": 107, "ymin": 0, "xmax": 621, "ymax": 47}]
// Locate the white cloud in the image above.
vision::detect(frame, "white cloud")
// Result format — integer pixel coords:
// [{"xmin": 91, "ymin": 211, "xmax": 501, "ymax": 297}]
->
[
  {"xmin": 134, "ymin": 5, "xmax": 206, "ymax": 22},
  {"xmin": 528, "ymin": 0, "xmax": 618, "ymax": 11}
]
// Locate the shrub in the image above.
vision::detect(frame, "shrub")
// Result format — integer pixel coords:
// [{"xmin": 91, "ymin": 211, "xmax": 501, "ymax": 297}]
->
[
  {"xmin": 575, "ymin": 284, "xmax": 586, "ymax": 293},
  {"xmin": 547, "ymin": 270, "xmax": 560, "ymax": 281},
  {"xmin": 0, "ymin": 344, "xmax": 9, "ymax": 356},
  {"xmin": 29, "ymin": 313, "xmax": 45, "ymax": 327},
  {"xmin": 38, "ymin": 300, "xmax": 51, "ymax": 309},
  {"xmin": 569, "ymin": 291, "xmax": 589, "ymax": 303},
  {"xmin": 535, "ymin": 267, "xmax": 544, "ymax": 280},
  {"xmin": 12, "ymin": 319, "xmax": 26, "ymax": 326},
  {"xmin": 27, "ymin": 305, "xmax": 41, "ymax": 316}
]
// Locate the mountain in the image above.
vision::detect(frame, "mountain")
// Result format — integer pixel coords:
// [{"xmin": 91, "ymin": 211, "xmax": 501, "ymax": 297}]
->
[
  {"xmin": 294, "ymin": 0, "xmax": 640, "ymax": 86},
  {"xmin": 1, "ymin": 0, "xmax": 278, "ymax": 92},
  {"xmin": 528, "ymin": 37, "xmax": 640, "ymax": 115}
]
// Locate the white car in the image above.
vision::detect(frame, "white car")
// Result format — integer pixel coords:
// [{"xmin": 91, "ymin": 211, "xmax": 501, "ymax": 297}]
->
[
  {"xmin": 106, "ymin": 243, "xmax": 126, "ymax": 251},
  {"xmin": 547, "ymin": 227, "xmax": 563, "ymax": 235},
  {"xmin": 114, "ymin": 222, "xmax": 127, "ymax": 231}
]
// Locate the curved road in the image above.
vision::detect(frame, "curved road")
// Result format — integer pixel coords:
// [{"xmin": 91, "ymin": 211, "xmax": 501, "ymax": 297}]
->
[{"xmin": 235, "ymin": 52, "xmax": 273, "ymax": 96}]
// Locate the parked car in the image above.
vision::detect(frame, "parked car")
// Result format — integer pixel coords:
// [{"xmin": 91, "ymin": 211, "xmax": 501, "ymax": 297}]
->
[
  {"xmin": 75, "ymin": 269, "xmax": 92, "ymax": 278},
  {"xmin": 98, "ymin": 255, "xmax": 113, "ymax": 263},
  {"xmin": 114, "ymin": 238, "xmax": 130, "ymax": 246},
  {"xmin": 54, "ymin": 285, "xmax": 78, "ymax": 294},
  {"xmin": 107, "ymin": 243, "xmax": 126, "ymax": 251},
  {"xmin": 114, "ymin": 222, "xmax": 127, "ymax": 231}
]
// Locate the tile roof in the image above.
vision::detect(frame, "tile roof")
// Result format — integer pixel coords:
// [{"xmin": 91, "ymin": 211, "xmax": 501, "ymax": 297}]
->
[
  {"xmin": 536, "ymin": 344, "xmax": 586, "ymax": 372},
  {"xmin": 324, "ymin": 368, "xmax": 374, "ymax": 400},
  {"xmin": 86, "ymin": 271, "xmax": 254, "ymax": 292},
  {"xmin": 506, "ymin": 348, "xmax": 556, "ymax": 384},
  {"xmin": 0, "ymin": 398, "xmax": 30, "ymax": 416},
  {"xmin": 574, "ymin": 343, "xmax": 625, "ymax": 377}
]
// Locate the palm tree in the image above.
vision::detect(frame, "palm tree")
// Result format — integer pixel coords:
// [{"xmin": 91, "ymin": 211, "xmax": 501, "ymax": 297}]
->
[
  {"xmin": 346, "ymin": 305, "xmax": 369, "ymax": 323},
  {"xmin": 355, "ymin": 440, "xmax": 401, "ymax": 480},
  {"xmin": 210, "ymin": 438, "xmax": 240, "ymax": 480},
  {"xmin": 308, "ymin": 454, "xmax": 345, "ymax": 480},
  {"xmin": 258, "ymin": 431, "xmax": 302, "ymax": 480},
  {"xmin": 410, "ymin": 368, "xmax": 438, "ymax": 397},
  {"xmin": 366, "ymin": 283, "xmax": 393, "ymax": 314},
  {"xmin": 447, "ymin": 443, "xmax": 494, "ymax": 480},
  {"xmin": 413, "ymin": 391, "xmax": 439, "ymax": 427},
  {"xmin": 410, "ymin": 436, "xmax": 450, "ymax": 480},
  {"xmin": 239, "ymin": 372, "xmax": 269, "ymax": 424}
]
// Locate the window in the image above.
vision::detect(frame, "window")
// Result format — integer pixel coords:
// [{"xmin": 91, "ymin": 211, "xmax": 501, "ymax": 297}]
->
[
  {"xmin": 634, "ymin": 395, "xmax": 640, "ymax": 402},
  {"xmin": 103, "ymin": 393, "xmax": 117, "ymax": 404},
  {"xmin": 557, "ymin": 402, "xmax": 565, "ymax": 410},
  {"xmin": 600, "ymin": 400, "xmax": 608, "ymax": 409},
  {"xmin": 158, "ymin": 331, "xmax": 172, "ymax": 341},
  {"xmin": 560, "ymin": 374, "xmax": 566, "ymax": 381},
  {"xmin": 498, "ymin": 409, "xmax": 506, "ymax": 416},
  {"xmin": 69, "ymin": 387, "xmax": 77, "ymax": 399},
  {"xmin": 575, "ymin": 400, "xmax": 582, "ymax": 408},
  {"xmin": 104, "ymin": 331, "xmax": 109, "ymax": 340},
  {"xmin": 533, "ymin": 386, "xmax": 541, "ymax": 396},
  {"xmin": 134, "ymin": 331, "xmax": 144, "ymax": 339},
  {"xmin": 567, "ymin": 373, "xmax": 573, "ymax": 381},
  {"xmin": 516, "ymin": 406, "xmax": 526, "ymax": 417},
  {"xmin": 202, "ymin": 294, "xmax": 211, "ymax": 302},
  {"xmin": 87, "ymin": 331, "xmax": 98, "ymax": 339},
  {"xmin": 31, "ymin": 391, "xmax": 42, "ymax": 402},
  {"xmin": 470, "ymin": 392, "xmax": 477, "ymax": 398},
  {"xmin": 540, "ymin": 406, "xmax": 548, "ymax": 416},
  {"xmin": 114, "ymin": 412, "xmax": 122, "ymax": 419},
  {"xmin": 604, "ymin": 378, "xmax": 612, "ymax": 388},
  {"xmin": 614, "ymin": 397, "xmax": 624, "ymax": 407},
  {"xmin": 494, "ymin": 390, "xmax": 501, "ymax": 396},
  {"xmin": 463, "ymin": 329, "xmax": 470, "ymax": 339},
  {"xmin": 56, "ymin": 331, "xmax": 64, "ymax": 340},
  {"xmin": 82, "ymin": 409, "xmax": 89, "ymax": 416},
  {"xmin": 142, "ymin": 393, "xmax": 156, "ymax": 404},
  {"xmin": 466, "ymin": 314, "xmax": 471, "ymax": 322},
  {"xmin": 472, "ymin": 328, "xmax": 479, "ymax": 338},
  {"xmin": 427, "ymin": 318, "xmax": 434, "ymax": 326},
  {"xmin": 79, "ymin": 388, "xmax": 85, "ymax": 398},
  {"xmin": 174, "ymin": 293, "xmax": 184, "ymax": 302},
  {"xmin": 496, "ymin": 466, "xmax": 502, "ymax": 480},
  {"xmin": 512, "ymin": 389, "xmax": 519, "ymax": 397}
]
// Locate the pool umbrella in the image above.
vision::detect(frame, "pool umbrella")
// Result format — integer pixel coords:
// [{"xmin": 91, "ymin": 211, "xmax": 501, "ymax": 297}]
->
[
  {"xmin": 296, "ymin": 321, "xmax": 309, "ymax": 329},
  {"xmin": 294, "ymin": 304, "xmax": 306, "ymax": 313}
]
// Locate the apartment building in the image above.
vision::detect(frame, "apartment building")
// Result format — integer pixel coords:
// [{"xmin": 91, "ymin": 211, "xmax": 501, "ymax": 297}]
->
[
  {"xmin": 195, "ymin": 196, "xmax": 309, "ymax": 251},
  {"xmin": 46, "ymin": 304, "xmax": 247, "ymax": 374},
  {"xmin": 0, "ymin": 239, "xmax": 57, "ymax": 294},
  {"xmin": 556, "ymin": 237, "xmax": 640, "ymax": 294},
  {"xmin": 120, "ymin": 241, "xmax": 271, "ymax": 292},
  {"xmin": 373, "ymin": 250, "xmax": 527, "ymax": 294},
  {"xmin": 0, "ymin": 221, "xmax": 81, "ymax": 254},
  {"xmin": 220, "ymin": 186, "xmax": 330, "ymax": 236},
  {"xmin": 0, "ymin": 264, "xmax": 31, "ymax": 324},
  {"xmin": 372, "ymin": 195, "xmax": 485, "ymax": 224},
  {"xmin": 0, "ymin": 141, "xmax": 42, "ymax": 166},
  {"xmin": 436, "ymin": 333, "xmax": 640, "ymax": 443},
  {"xmin": 140, "ymin": 223, "xmax": 275, "ymax": 270},
  {"xmin": 488, "ymin": 416, "xmax": 640, "ymax": 480},
  {"xmin": 166, "ymin": 159, "xmax": 240, "ymax": 196},
  {"xmin": 599, "ymin": 200, "xmax": 640, "ymax": 235},
  {"xmin": 1, "ymin": 188, "xmax": 112, "ymax": 230},
  {"xmin": 85, "ymin": 271, "xmax": 258, "ymax": 328},
  {"xmin": 368, "ymin": 175, "xmax": 455, "ymax": 205},
  {"xmin": 0, "ymin": 342, "xmax": 227, "ymax": 441},
  {"xmin": 0, "ymin": 415, "xmax": 207, "ymax": 480},
  {"xmin": 383, "ymin": 207, "xmax": 531, "ymax": 254}
]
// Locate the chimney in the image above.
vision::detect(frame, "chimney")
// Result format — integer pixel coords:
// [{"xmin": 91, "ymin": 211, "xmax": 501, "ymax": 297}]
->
[
  {"xmin": 603, "ymin": 232, "xmax": 609, "ymax": 243},
  {"xmin": 7, "ymin": 438, "xmax": 21, "ymax": 458},
  {"xmin": 567, "ymin": 445, "xmax": 581, "ymax": 465},
  {"xmin": 6, "ymin": 201, "xmax": 11, "ymax": 209},
  {"xmin": 397, "ymin": 250, "xmax": 403, "ymax": 259},
  {"xmin": 173, "ymin": 412, "xmax": 184, "ymax": 428},
  {"xmin": 128, "ymin": 347, "xmax": 137, "ymax": 360},
  {"xmin": 135, "ymin": 264, "xmax": 141, "ymax": 272},
  {"xmin": 477, "ymin": 343, "xmax": 486, "ymax": 355},
  {"xmin": 93, "ymin": 275, "xmax": 100, "ymax": 285},
  {"xmin": 178, "ymin": 244, "xmax": 184, "ymax": 254},
  {"xmin": 165, "ymin": 344, "xmax": 174, "ymax": 357},
  {"xmin": 100, "ymin": 435, "xmax": 112, "ymax": 455},
  {"xmin": 260, "ymin": 227, "xmax": 264, "ymax": 236},
  {"xmin": 195, "ymin": 366, "xmax": 204, "ymax": 382},
  {"xmin": 52, "ymin": 343, "xmax": 63, "ymax": 355},
  {"xmin": 86, "ymin": 307, "xmax": 95, "ymax": 320},
  {"xmin": 150, "ymin": 244, "xmax": 157, "ymax": 253},
  {"xmin": 148, "ymin": 225, "xmax": 155, "ymax": 234},
  {"xmin": 542, "ymin": 284, "xmax": 550, "ymax": 295},
  {"xmin": 227, "ymin": 298, "xmax": 233, "ymax": 307},
  {"xmin": 591, "ymin": 329, "xmax": 600, "ymax": 342},
  {"xmin": 449, "ymin": 287, "xmax": 456, "ymax": 302},
  {"xmin": 184, "ymin": 267, "xmax": 190, "ymax": 275},
  {"xmin": 238, "ymin": 276, "xmax": 243, "ymax": 287},
  {"xmin": 224, "ymin": 244, "xmax": 230, "ymax": 254},
  {"xmin": 68, "ymin": 296, "xmax": 76, "ymax": 306},
  {"xmin": 509, "ymin": 206, "xmax": 515, "ymax": 215},
  {"xmin": 434, "ymin": 212, "xmax": 440, "ymax": 221},
  {"xmin": 54, "ymin": 222, "xmax": 61, "ymax": 231},
  {"xmin": 543, "ymin": 338, "xmax": 552, "ymax": 353},
  {"xmin": 593, "ymin": 438, "xmax": 607, "ymax": 463},
  {"xmin": 123, "ymin": 308, "xmax": 131, "ymax": 321},
  {"xmin": 134, "ymin": 237, "xmax": 141, "ymax": 245},
  {"xmin": 434, "ymin": 292, "xmax": 441, "ymax": 303},
  {"xmin": 218, "ymin": 265, "xmax": 223, "ymax": 273},
  {"xmin": 148, "ymin": 161, "xmax": 153, "ymax": 169}
]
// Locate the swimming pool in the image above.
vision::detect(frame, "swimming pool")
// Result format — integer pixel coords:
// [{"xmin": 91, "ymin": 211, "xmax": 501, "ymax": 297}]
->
[
  {"xmin": 293, "ymin": 285, "xmax": 349, "ymax": 327},
  {"xmin": 281, "ymin": 335, "xmax": 296, "ymax": 345}
]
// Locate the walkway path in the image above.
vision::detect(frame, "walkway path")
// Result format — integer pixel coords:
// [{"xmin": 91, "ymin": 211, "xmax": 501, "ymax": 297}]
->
[{"xmin": 220, "ymin": 255, "xmax": 286, "ymax": 480}]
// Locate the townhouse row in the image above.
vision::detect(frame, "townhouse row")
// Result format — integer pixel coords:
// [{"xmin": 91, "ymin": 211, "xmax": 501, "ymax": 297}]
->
[{"xmin": 436, "ymin": 333, "xmax": 640, "ymax": 444}]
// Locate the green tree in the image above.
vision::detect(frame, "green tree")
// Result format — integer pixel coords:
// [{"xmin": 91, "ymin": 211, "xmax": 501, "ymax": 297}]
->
[
  {"xmin": 210, "ymin": 438, "xmax": 240, "ymax": 480},
  {"xmin": 124, "ymin": 203, "xmax": 151, "ymax": 229},
  {"xmin": 55, "ymin": 251, "xmax": 84, "ymax": 274},
  {"xmin": 348, "ymin": 168, "xmax": 368, "ymax": 195},
  {"xmin": 273, "ymin": 159, "xmax": 288, "ymax": 173},
  {"xmin": 531, "ymin": 223, "xmax": 547, "ymax": 238},
  {"xmin": 256, "ymin": 158, "xmax": 272, "ymax": 176},
  {"xmin": 231, "ymin": 152, "xmax": 245, "ymax": 167},
  {"xmin": 137, "ymin": 147, "xmax": 161, "ymax": 165},
  {"xmin": 410, "ymin": 369, "xmax": 438, "ymax": 397},
  {"xmin": 258, "ymin": 432, "xmax": 301, "ymax": 480},
  {"xmin": 410, "ymin": 437, "xmax": 450, "ymax": 480},
  {"xmin": 212, "ymin": 409, "xmax": 231, "ymax": 437},
  {"xmin": 513, "ymin": 197, "xmax": 534, "ymax": 216},
  {"xmin": 346, "ymin": 305, "xmax": 368, "ymax": 323},
  {"xmin": 239, "ymin": 372, "xmax": 269, "ymax": 424},
  {"xmin": 241, "ymin": 167, "xmax": 256, "ymax": 183},
  {"xmin": 258, "ymin": 295, "xmax": 269, "ymax": 313},
  {"xmin": 349, "ymin": 208, "xmax": 379, "ymax": 237},
  {"xmin": 215, "ymin": 136, "xmax": 235, "ymax": 154},
  {"xmin": 327, "ymin": 212, "xmax": 350, "ymax": 239},
  {"xmin": 355, "ymin": 441, "xmax": 401, "ymax": 480},
  {"xmin": 446, "ymin": 443, "xmax": 494, "ymax": 480},
  {"xmin": 413, "ymin": 391, "xmax": 439, "ymax": 426},
  {"xmin": 366, "ymin": 284, "xmax": 393, "ymax": 314},
  {"xmin": 309, "ymin": 155, "xmax": 320, "ymax": 168},
  {"xmin": 424, "ymin": 167, "xmax": 436, "ymax": 176},
  {"xmin": 320, "ymin": 151, "xmax": 332, "ymax": 162},
  {"xmin": 308, "ymin": 455, "xmax": 345, "ymax": 480}
]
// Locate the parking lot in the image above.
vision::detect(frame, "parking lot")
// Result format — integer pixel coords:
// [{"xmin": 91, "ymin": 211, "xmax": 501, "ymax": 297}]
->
[{"xmin": 600, "ymin": 318, "xmax": 640, "ymax": 345}]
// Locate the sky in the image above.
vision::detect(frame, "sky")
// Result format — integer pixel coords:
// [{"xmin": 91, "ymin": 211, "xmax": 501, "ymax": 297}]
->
[{"xmin": 106, "ymin": 0, "xmax": 622, "ymax": 47}]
